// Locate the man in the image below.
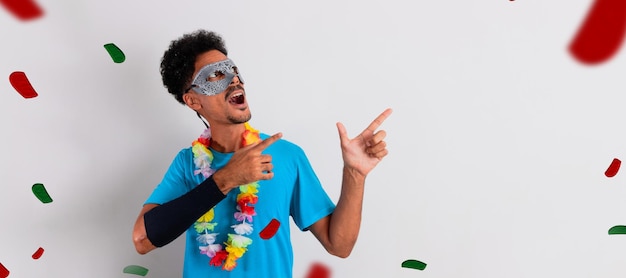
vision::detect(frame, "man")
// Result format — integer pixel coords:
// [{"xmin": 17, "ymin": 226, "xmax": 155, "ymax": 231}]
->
[{"xmin": 132, "ymin": 29, "xmax": 392, "ymax": 278}]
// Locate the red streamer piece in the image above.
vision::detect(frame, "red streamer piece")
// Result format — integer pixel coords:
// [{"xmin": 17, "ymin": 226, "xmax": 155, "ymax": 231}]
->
[
  {"xmin": 605, "ymin": 158, "xmax": 621, "ymax": 178},
  {"xmin": 32, "ymin": 247, "xmax": 44, "ymax": 260},
  {"xmin": 0, "ymin": 0, "xmax": 43, "ymax": 21},
  {"xmin": 569, "ymin": 0, "xmax": 626, "ymax": 65},
  {"xmin": 9, "ymin": 71, "xmax": 38, "ymax": 99},
  {"xmin": 305, "ymin": 262, "xmax": 330, "ymax": 278},
  {"xmin": 259, "ymin": 218, "xmax": 280, "ymax": 239},
  {"xmin": 0, "ymin": 262, "xmax": 9, "ymax": 278}
]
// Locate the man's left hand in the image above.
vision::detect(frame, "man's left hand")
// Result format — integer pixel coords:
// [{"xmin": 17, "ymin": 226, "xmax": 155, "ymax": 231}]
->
[{"xmin": 336, "ymin": 108, "xmax": 392, "ymax": 177}]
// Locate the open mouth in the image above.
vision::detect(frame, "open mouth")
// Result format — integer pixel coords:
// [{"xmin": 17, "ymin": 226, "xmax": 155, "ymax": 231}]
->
[{"xmin": 228, "ymin": 92, "xmax": 245, "ymax": 105}]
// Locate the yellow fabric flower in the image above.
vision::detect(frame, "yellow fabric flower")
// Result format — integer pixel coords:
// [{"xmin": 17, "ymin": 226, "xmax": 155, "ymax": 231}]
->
[
  {"xmin": 225, "ymin": 243, "xmax": 246, "ymax": 257},
  {"xmin": 197, "ymin": 209, "xmax": 215, "ymax": 222},
  {"xmin": 244, "ymin": 122, "xmax": 259, "ymax": 133}
]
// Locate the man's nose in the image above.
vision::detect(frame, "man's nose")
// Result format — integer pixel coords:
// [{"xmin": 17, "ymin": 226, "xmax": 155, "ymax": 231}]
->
[{"xmin": 231, "ymin": 74, "xmax": 242, "ymax": 84}]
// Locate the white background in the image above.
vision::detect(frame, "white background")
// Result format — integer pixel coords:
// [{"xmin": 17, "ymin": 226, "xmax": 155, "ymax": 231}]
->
[{"xmin": 2, "ymin": 0, "xmax": 626, "ymax": 277}]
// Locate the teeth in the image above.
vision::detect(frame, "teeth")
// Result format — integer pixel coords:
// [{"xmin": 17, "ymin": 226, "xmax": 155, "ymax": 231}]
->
[{"xmin": 230, "ymin": 92, "xmax": 243, "ymax": 99}]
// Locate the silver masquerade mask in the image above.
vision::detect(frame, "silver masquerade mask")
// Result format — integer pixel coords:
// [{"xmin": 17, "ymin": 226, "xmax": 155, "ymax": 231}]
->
[{"xmin": 187, "ymin": 58, "xmax": 244, "ymax": 96}]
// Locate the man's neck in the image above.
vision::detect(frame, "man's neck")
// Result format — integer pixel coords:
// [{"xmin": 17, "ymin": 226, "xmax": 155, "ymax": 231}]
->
[{"xmin": 208, "ymin": 123, "xmax": 246, "ymax": 153}]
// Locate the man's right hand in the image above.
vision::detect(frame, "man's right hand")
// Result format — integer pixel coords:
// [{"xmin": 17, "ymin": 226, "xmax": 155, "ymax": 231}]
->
[{"xmin": 212, "ymin": 132, "xmax": 283, "ymax": 194}]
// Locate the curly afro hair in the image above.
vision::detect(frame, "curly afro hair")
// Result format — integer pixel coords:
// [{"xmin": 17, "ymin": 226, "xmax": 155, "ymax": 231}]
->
[{"xmin": 160, "ymin": 30, "xmax": 228, "ymax": 104}]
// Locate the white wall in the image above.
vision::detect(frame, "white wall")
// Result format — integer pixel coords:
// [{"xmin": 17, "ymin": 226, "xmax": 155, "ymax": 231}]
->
[{"xmin": 2, "ymin": 0, "xmax": 626, "ymax": 277}]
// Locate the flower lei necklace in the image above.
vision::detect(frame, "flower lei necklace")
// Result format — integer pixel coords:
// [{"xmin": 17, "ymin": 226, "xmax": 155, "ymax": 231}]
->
[{"xmin": 191, "ymin": 122, "xmax": 261, "ymax": 271}]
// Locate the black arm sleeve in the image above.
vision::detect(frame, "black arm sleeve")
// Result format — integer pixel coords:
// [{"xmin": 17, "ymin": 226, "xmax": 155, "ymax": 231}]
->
[{"xmin": 143, "ymin": 176, "xmax": 226, "ymax": 247}]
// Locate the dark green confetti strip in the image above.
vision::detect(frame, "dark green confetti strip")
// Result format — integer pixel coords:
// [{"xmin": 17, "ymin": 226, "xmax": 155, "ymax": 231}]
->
[
  {"xmin": 104, "ymin": 43, "xmax": 126, "ymax": 63},
  {"xmin": 608, "ymin": 225, "xmax": 626, "ymax": 235},
  {"xmin": 32, "ymin": 183, "xmax": 52, "ymax": 203},
  {"xmin": 401, "ymin": 259, "xmax": 427, "ymax": 270},
  {"xmin": 123, "ymin": 265, "xmax": 149, "ymax": 276}
]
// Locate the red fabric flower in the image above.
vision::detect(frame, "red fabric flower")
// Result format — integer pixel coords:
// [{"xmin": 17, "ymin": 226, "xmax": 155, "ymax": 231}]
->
[
  {"xmin": 238, "ymin": 202, "xmax": 256, "ymax": 215},
  {"xmin": 209, "ymin": 250, "xmax": 228, "ymax": 267},
  {"xmin": 197, "ymin": 137, "xmax": 210, "ymax": 146}
]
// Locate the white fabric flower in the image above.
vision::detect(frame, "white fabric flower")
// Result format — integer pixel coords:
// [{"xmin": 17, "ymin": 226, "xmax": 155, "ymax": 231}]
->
[
  {"xmin": 196, "ymin": 233, "xmax": 218, "ymax": 245},
  {"xmin": 231, "ymin": 222, "xmax": 253, "ymax": 235}
]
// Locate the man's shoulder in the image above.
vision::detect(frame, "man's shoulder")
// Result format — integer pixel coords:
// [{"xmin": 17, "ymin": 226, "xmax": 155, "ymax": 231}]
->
[
  {"xmin": 168, "ymin": 146, "xmax": 194, "ymax": 167},
  {"xmin": 259, "ymin": 133, "xmax": 304, "ymax": 154},
  {"xmin": 175, "ymin": 146, "xmax": 194, "ymax": 156}
]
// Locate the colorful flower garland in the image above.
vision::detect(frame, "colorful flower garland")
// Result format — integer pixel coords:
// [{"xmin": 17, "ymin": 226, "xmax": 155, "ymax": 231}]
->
[{"xmin": 192, "ymin": 122, "xmax": 261, "ymax": 271}]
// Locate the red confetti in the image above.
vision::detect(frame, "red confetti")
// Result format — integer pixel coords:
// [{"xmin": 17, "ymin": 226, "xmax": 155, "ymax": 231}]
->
[
  {"xmin": 259, "ymin": 218, "xmax": 280, "ymax": 240},
  {"xmin": 0, "ymin": 0, "xmax": 43, "ymax": 21},
  {"xmin": 32, "ymin": 247, "xmax": 44, "ymax": 260},
  {"xmin": 0, "ymin": 262, "xmax": 9, "ymax": 278},
  {"xmin": 9, "ymin": 71, "xmax": 38, "ymax": 99},
  {"xmin": 305, "ymin": 262, "xmax": 330, "ymax": 278},
  {"xmin": 605, "ymin": 158, "xmax": 621, "ymax": 177},
  {"xmin": 569, "ymin": 0, "xmax": 626, "ymax": 65}
]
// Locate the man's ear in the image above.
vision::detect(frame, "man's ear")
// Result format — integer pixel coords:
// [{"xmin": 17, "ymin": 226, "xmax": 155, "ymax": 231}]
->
[{"xmin": 183, "ymin": 92, "xmax": 201, "ymax": 110}]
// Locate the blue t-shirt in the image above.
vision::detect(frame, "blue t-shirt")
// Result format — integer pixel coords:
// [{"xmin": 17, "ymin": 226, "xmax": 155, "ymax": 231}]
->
[{"xmin": 145, "ymin": 134, "xmax": 336, "ymax": 278}]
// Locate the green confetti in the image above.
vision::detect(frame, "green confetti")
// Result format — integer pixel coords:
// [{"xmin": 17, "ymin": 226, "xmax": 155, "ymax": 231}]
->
[
  {"xmin": 401, "ymin": 259, "xmax": 427, "ymax": 270},
  {"xmin": 32, "ymin": 183, "xmax": 52, "ymax": 203},
  {"xmin": 123, "ymin": 265, "xmax": 149, "ymax": 276},
  {"xmin": 608, "ymin": 225, "xmax": 626, "ymax": 235},
  {"xmin": 104, "ymin": 43, "xmax": 126, "ymax": 63}
]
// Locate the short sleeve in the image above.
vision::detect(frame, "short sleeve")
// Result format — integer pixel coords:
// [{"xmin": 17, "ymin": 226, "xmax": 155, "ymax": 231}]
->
[
  {"xmin": 144, "ymin": 148, "xmax": 194, "ymax": 205},
  {"xmin": 289, "ymin": 146, "xmax": 336, "ymax": 231}
]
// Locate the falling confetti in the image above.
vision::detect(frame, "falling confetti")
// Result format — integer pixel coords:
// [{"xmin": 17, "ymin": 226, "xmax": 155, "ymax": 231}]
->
[
  {"xmin": 0, "ymin": 0, "xmax": 43, "ymax": 21},
  {"xmin": 605, "ymin": 158, "xmax": 621, "ymax": 177},
  {"xmin": 608, "ymin": 225, "xmax": 626, "ymax": 235},
  {"xmin": 123, "ymin": 265, "xmax": 149, "ymax": 276},
  {"xmin": 32, "ymin": 247, "xmax": 44, "ymax": 260},
  {"xmin": 0, "ymin": 263, "xmax": 8, "ymax": 278},
  {"xmin": 103, "ymin": 43, "xmax": 126, "ymax": 63},
  {"xmin": 259, "ymin": 218, "xmax": 280, "ymax": 239},
  {"xmin": 401, "ymin": 259, "xmax": 427, "ymax": 270},
  {"xmin": 32, "ymin": 183, "xmax": 52, "ymax": 204},
  {"xmin": 9, "ymin": 71, "xmax": 38, "ymax": 99},
  {"xmin": 569, "ymin": 0, "xmax": 626, "ymax": 65},
  {"xmin": 305, "ymin": 262, "xmax": 330, "ymax": 278}
]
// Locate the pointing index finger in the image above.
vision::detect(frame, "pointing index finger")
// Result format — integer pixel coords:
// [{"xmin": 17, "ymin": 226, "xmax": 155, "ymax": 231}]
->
[
  {"xmin": 362, "ymin": 108, "xmax": 392, "ymax": 134},
  {"xmin": 254, "ymin": 132, "xmax": 283, "ymax": 151}
]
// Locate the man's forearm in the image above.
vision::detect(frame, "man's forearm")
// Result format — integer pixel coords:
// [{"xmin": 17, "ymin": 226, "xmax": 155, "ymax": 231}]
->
[
  {"xmin": 327, "ymin": 166, "xmax": 366, "ymax": 257},
  {"xmin": 142, "ymin": 175, "xmax": 226, "ymax": 248}
]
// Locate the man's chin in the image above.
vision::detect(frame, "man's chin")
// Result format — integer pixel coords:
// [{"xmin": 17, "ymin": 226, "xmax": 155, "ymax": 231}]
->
[{"xmin": 228, "ymin": 113, "xmax": 251, "ymax": 125}]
